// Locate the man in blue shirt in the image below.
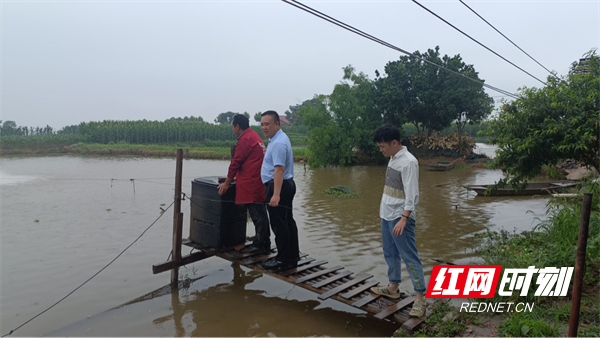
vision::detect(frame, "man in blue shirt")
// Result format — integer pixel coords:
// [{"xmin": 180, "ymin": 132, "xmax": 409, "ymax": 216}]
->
[{"xmin": 259, "ymin": 110, "xmax": 299, "ymax": 270}]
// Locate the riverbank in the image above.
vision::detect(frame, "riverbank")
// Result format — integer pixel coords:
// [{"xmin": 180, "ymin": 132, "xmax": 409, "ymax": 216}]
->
[
  {"xmin": 0, "ymin": 143, "xmax": 309, "ymax": 162},
  {"xmin": 395, "ymin": 179, "xmax": 600, "ymax": 337},
  {"xmin": 417, "ymin": 156, "xmax": 491, "ymax": 169}
]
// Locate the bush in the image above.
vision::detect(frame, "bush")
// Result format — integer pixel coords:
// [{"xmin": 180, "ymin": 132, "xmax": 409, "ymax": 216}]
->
[{"xmin": 499, "ymin": 313, "xmax": 558, "ymax": 337}]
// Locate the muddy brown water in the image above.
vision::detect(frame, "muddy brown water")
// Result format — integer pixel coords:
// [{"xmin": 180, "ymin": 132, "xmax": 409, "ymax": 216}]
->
[{"xmin": 0, "ymin": 154, "xmax": 550, "ymax": 336}]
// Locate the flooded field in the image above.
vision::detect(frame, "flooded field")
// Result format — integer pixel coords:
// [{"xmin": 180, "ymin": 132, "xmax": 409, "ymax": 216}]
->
[{"xmin": 1, "ymin": 154, "xmax": 551, "ymax": 336}]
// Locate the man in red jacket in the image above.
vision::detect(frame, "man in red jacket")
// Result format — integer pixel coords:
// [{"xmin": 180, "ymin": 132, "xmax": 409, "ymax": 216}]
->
[{"xmin": 218, "ymin": 114, "xmax": 270, "ymax": 254}]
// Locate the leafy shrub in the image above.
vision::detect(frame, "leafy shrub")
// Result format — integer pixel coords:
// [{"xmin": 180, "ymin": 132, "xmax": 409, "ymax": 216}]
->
[
  {"xmin": 499, "ymin": 313, "xmax": 558, "ymax": 337},
  {"xmin": 325, "ymin": 185, "xmax": 358, "ymax": 197}
]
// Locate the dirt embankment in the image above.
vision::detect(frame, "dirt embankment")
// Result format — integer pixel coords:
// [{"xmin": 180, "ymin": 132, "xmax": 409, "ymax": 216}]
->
[
  {"xmin": 0, "ymin": 145, "xmax": 310, "ymax": 162},
  {"xmin": 417, "ymin": 155, "xmax": 492, "ymax": 168}
]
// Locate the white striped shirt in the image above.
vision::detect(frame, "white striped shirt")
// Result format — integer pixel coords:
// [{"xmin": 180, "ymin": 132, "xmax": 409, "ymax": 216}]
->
[{"xmin": 379, "ymin": 147, "xmax": 419, "ymax": 221}]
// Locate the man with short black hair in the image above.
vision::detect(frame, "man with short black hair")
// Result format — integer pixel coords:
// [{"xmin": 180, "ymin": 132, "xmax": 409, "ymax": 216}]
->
[
  {"xmin": 370, "ymin": 125, "xmax": 427, "ymax": 318},
  {"xmin": 218, "ymin": 114, "xmax": 270, "ymax": 254},
  {"xmin": 259, "ymin": 110, "xmax": 299, "ymax": 270}
]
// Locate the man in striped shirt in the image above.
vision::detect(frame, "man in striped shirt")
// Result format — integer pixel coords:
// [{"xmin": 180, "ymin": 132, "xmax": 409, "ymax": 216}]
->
[{"xmin": 370, "ymin": 125, "xmax": 427, "ymax": 318}]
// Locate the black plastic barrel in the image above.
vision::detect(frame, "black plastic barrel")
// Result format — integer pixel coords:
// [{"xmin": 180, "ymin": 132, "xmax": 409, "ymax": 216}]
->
[{"xmin": 189, "ymin": 176, "xmax": 247, "ymax": 248}]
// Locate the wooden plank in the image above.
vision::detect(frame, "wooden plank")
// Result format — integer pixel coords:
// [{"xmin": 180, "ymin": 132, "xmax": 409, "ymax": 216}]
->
[
  {"xmin": 297, "ymin": 257, "xmax": 316, "ymax": 266},
  {"xmin": 153, "ymin": 250, "xmax": 212, "ymax": 274},
  {"xmin": 241, "ymin": 252, "xmax": 277, "ymax": 265},
  {"xmin": 374, "ymin": 296, "xmax": 415, "ymax": 319},
  {"xmin": 234, "ymin": 252, "xmax": 305, "ymax": 266},
  {"xmin": 311, "ymin": 271, "xmax": 353, "ymax": 288},
  {"xmin": 351, "ymin": 293, "xmax": 380, "ymax": 308},
  {"xmin": 401, "ymin": 317, "xmax": 424, "ymax": 332},
  {"xmin": 293, "ymin": 265, "xmax": 344, "ymax": 284},
  {"xmin": 233, "ymin": 256, "xmax": 421, "ymax": 326},
  {"xmin": 225, "ymin": 245, "xmax": 277, "ymax": 259},
  {"xmin": 280, "ymin": 260, "xmax": 328, "ymax": 277},
  {"xmin": 318, "ymin": 274, "xmax": 373, "ymax": 300},
  {"xmin": 341, "ymin": 280, "xmax": 380, "ymax": 299}
]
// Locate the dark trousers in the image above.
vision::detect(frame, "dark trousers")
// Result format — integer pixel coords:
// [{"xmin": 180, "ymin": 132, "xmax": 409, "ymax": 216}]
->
[
  {"xmin": 246, "ymin": 203, "xmax": 270, "ymax": 249},
  {"xmin": 265, "ymin": 179, "xmax": 299, "ymax": 264}
]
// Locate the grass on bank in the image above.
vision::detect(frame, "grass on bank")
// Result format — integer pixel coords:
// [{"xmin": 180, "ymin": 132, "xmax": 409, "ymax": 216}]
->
[
  {"xmin": 473, "ymin": 178, "xmax": 600, "ymax": 336},
  {"xmin": 394, "ymin": 176, "xmax": 599, "ymax": 337},
  {"xmin": 393, "ymin": 299, "xmax": 484, "ymax": 337},
  {"xmin": 0, "ymin": 141, "xmax": 309, "ymax": 160}
]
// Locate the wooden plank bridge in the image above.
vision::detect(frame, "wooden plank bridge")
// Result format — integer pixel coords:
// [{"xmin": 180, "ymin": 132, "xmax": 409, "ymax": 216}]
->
[{"xmin": 154, "ymin": 237, "xmax": 425, "ymax": 333}]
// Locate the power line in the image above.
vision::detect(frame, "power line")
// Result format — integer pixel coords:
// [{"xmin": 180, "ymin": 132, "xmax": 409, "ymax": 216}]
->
[
  {"xmin": 458, "ymin": 0, "xmax": 555, "ymax": 77},
  {"xmin": 410, "ymin": 0, "xmax": 548, "ymax": 86},
  {"xmin": 281, "ymin": 0, "xmax": 519, "ymax": 99}
]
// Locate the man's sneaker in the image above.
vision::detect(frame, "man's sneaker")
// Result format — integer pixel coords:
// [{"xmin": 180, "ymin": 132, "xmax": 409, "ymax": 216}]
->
[
  {"xmin": 409, "ymin": 298, "xmax": 427, "ymax": 318},
  {"xmin": 370, "ymin": 285, "xmax": 401, "ymax": 299}
]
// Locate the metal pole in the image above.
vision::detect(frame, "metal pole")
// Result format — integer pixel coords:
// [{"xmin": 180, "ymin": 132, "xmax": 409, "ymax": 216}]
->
[
  {"xmin": 568, "ymin": 193, "xmax": 593, "ymax": 337},
  {"xmin": 171, "ymin": 149, "xmax": 184, "ymax": 286}
]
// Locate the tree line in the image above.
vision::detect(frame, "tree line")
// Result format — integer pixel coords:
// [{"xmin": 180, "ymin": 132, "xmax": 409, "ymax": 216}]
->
[
  {"xmin": 0, "ymin": 118, "xmax": 307, "ymax": 147},
  {"xmin": 0, "ymin": 121, "xmax": 55, "ymax": 136},
  {"xmin": 297, "ymin": 46, "xmax": 495, "ymax": 167}
]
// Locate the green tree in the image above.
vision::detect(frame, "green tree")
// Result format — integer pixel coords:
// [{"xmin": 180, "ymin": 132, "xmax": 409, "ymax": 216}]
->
[
  {"xmin": 440, "ymin": 54, "xmax": 494, "ymax": 152},
  {"xmin": 487, "ymin": 50, "xmax": 599, "ymax": 188},
  {"xmin": 299, "ymin": 95, "xmax": 352, "ymax": 167},
  {"xmin": 376, "ymin": 46, "xmax": 491, "ymax": 145},
  {"xmin": 301, "ymin": 66, "xmax": 384, "ymax": 167},
  {"xmin": 214, "ymin": 111, "xmax": 238, "ymax": 125},
  {"xmin": 253, "ymin": 112, "xmax": 262, "ymax": 123},
  {"xmin": 284, "ymin": 99, "xmax": 319, "ymax": 126},
  {"xmin": 165, "ymin": 115, "xmax": 204, "ymax": 122}
]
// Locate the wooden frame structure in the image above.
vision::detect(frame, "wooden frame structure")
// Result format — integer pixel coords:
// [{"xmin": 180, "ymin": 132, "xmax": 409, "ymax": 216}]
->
[{"xmin": 152, "ymin": 149, "xmax": 425, "ymax": 334}]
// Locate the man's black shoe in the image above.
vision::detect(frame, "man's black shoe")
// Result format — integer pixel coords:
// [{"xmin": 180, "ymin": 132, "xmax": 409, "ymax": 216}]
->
[
  {"xmin": 261, "ymin": 259, "xmax": 285, "ymax": 269},
  {"xmin": 240, "ymin": 245, "xmax": 267, "ymax": 254},
  {"xmin": 262, "ymin": 257, "xmax": 277, "ymax": 265},
  {"xmin": 280, "ymin": 262, "xmax": 298, "ymax": 271}
]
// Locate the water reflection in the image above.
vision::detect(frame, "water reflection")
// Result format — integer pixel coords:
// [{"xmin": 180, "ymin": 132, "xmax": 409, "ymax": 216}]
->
[
  {"xmin": 50, "ymin": 263, "xmax": 399, "ymax": 337},
  {"xmin": 160, "ymin": 263, "xmax": 399, "ymax": 337}
]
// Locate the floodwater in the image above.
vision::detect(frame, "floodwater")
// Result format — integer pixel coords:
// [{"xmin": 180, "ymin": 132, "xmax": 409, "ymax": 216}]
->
[{"xmin": 0, "ymin": 154, "xmax": 550, "ymax": 336}]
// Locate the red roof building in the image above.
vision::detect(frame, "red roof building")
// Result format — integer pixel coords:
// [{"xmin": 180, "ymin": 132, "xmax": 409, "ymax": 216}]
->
[{"xmin": 279, "ymin": 115, "xmax": 291, "ymax": 126}]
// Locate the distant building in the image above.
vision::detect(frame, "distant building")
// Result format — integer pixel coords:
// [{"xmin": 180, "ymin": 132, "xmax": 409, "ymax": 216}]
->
[
  {"xmin": 279, "ymin": 115, "xmax": 291, "ymax": 126},
  {"xmin": 571, "ymin": 56, "xmax": 597, "ymax": 75}
]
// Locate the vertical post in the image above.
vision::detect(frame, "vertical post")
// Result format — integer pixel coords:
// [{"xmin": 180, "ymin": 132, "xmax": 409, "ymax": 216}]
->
[
  {"xmin": 568, "ymin": 193, "xmax": 592, "ymax": 337},
  {"xmin": 171, "ymin": 149, "xmax": 184, "ymax": 286}
]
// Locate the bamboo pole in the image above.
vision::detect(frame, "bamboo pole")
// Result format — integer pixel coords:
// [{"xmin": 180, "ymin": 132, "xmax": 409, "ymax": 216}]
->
[
  {"xmin": 568, "ymin": 193, "xmax": 592, "ymax": 337},
  {"xmin": 171, "ymin": 149, "xmax": 184, "ymax": 285}
]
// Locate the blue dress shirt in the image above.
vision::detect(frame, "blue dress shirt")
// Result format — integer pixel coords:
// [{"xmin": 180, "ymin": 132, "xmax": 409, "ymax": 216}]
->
[{"xmin": 261, "ymin": 129, "xmax": 294, "ymax": 183}]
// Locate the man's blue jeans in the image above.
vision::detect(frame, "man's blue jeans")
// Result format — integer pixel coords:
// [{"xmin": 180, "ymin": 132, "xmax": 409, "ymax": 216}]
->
[{"xmin": 381, "ymin": 217, "xmax": 426, "ymax": 293}]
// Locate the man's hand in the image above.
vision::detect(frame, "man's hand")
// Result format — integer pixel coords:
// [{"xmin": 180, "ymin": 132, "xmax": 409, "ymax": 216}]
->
[
  {"xmin": 217, "ymin": 182, "xmax": 230, "ymax": 196},
  {"xmin": 393, "ymin": 217, "xmax": 407, "ymax": 237},
  {"xmin": 269, "ymin": 194, "xmax": 280, "ymax": 207}
]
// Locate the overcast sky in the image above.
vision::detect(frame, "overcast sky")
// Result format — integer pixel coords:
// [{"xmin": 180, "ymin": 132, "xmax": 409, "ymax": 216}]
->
[{"xmin": 2, "ymin": 0, "xmax": 598, "ymax": 129}]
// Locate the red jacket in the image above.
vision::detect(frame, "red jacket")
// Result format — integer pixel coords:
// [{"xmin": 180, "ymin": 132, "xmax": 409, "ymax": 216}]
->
[{"xmin": 228, "ymin": 128, "xmax": 266, "ymax": 205}]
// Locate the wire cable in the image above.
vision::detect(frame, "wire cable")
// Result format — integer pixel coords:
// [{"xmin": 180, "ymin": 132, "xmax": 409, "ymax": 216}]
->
[
  {"xmin": 281, "ymin": 0, "xmax": 519, "ymax": 99},
  {"xmin": 410, "ymin": 0, "xmax": 547, "ymax": 86},
  {"xmin": 1, "ymin": 200, "xmax": 175, "ymax": 337},
  {"xmin": 458, "ymin": 0, "xmax": 555, "ymax": 77}
]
